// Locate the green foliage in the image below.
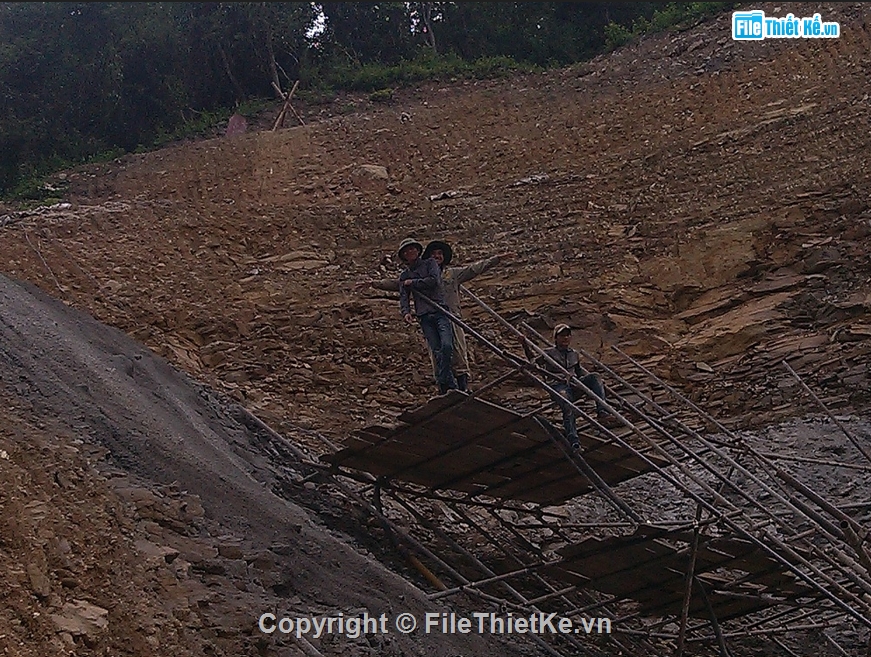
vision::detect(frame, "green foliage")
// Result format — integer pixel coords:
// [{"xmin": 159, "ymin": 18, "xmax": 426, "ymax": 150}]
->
[
  {"xmin": 605, "ymin": 2, "xmax": 735, "ymax": 50},
  {"xmin": 9, "ymin": 178, "xmax": 62, "ymax": 203},
  {"xmin": 650, "ymin": 2, "xmax": 732, "ymax": 30},
  {"xmin": 0, "ymin": 1, "xmax": 736, "ymax": 198},
  {"xmin": 237, "ymin": 98, "xmax": 274, "ymax": 117},
  {"xmin": 295, "ymin": 87, "xmax": 339, "ymax": 106},
  {"xmin": 0, "ymin": 2, "xmax": 318, "ymax": 196},
  {"xmin": 314, "ymin": 51, "xmax": 529, "ymax": 93},
  {"xmin": 604, "ymin": 22, "xmax": 633, "ymax": 51},
  {"xmin": 8, "ymin": 146, "xmax": 124, "ymax": 202},
  {"xmin": 320, "ymin": 2, "xmax": 416, "ymax": 65},
  {"xmin": 368, "ymin": 88, "xmax": 395, "ymax": 103},
  {"xmin": 468, "ymin": 55, "xmax": 520, "ymax": 78},
  {"xmin": 154, "ymin": 108, "xmax": 231, "ymax": 148}
]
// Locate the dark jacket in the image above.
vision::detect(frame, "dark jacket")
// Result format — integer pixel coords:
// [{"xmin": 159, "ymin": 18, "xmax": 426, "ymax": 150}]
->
[
  {"xmin": 373, "ymin": 255, "xmax": 501, "ymax": 316},
  {"xmin": 532, "ymin": 346, "xmax": 590, "ymax": 386},
  {"xmin": 399, "ymin": 257, "xmax": 447, "ymax": 316}
]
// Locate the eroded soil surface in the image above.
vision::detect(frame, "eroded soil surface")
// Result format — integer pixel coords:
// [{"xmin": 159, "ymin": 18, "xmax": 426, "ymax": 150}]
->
[{"xmin": 2, "ymin": 3, "xmax": 871, "ymax": 655}]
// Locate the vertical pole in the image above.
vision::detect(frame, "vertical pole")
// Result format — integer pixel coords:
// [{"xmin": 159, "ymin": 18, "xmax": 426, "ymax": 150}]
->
[
  {"xmin": 677, "ymin": 504, "xmax": 704, "ymax": 657},
  {"xmin": 696, "ymin": 580, "xmax": 732, "ymax": 657}
]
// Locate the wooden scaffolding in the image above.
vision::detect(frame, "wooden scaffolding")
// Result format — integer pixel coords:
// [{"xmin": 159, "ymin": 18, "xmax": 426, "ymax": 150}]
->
[{"xmin": 318, "ymin": 286, "xmax": 871, "ymax": 656}]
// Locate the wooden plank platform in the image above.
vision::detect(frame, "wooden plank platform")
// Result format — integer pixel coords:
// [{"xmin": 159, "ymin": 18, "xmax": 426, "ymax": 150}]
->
[
  {"xmin": 546, "ymin": 527, "xmax": 815, "ymax": 621},
  {"xmin": 326, "ymin": 390, "xmax": 667, "ymax": 505}
]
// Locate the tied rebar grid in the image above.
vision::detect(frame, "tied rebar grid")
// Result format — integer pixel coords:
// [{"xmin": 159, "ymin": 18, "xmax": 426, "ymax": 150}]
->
[{"xmin": 322, "ymin": 286, "xmax": 871, "ymax": 656}]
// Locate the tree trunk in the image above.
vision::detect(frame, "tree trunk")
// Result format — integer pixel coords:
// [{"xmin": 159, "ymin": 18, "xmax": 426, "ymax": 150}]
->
[
  {"xmin": 421, "ymin": 2, "xmax": 437, "ymax": 53},
  {"xmin": 218, "ymin": 43, "xmax": 246, "ymax": 103},
  {"xmin": 264, "ymin": 21, "xmax": 284, "ymax": 99}
]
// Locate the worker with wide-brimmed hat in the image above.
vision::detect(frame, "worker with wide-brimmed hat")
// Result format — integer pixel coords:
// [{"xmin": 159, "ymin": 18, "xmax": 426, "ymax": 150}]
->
[
  {"xmin": 360, "ymin": 238, "xmax": 510, "ymax": 392},
  {"xmin": 396, "ymin": 237, "xmax": 458, "ymax": 394},
  {"xmin": 422, "ymin": 239, "xmax": 509, "ymax": 392}
]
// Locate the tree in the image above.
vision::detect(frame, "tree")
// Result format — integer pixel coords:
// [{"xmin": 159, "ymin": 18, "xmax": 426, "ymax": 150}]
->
[
  {"xmin": 175, "ymin": 2, "xmax": 315, "ymax": 103},
  {"xmin": 414, "ymin": 2, "xmax": 438, "ymax": 53},
  {"xmin": 430, "ymin": 2, "xmax": 668, "ymax": 65},
  {"xmin": 0, "ymin": 3, "xmax": 124, "ymax": 187},
  {"xmin": 321, "ymin": 2, "xmax": 415, "ymax": 65},
  {"xmin": 0, "ymin": 0, "xmax": 727, "ymax": 195}
]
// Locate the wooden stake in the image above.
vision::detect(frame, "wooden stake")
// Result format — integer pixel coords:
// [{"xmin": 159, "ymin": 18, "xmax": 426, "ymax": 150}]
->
[{"xmin": 272, "ymin": 80, "xmax": 303, "ymax": 130}]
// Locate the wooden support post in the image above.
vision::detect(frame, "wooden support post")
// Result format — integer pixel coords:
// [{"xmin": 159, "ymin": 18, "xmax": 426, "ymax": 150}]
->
[
  {"xmin": 272, "ymin": 80, "xmax": 303, "ymax": 130},
  {"xmin": 696, "ymin": 579, "xmax": 733, "ymax": 657}
]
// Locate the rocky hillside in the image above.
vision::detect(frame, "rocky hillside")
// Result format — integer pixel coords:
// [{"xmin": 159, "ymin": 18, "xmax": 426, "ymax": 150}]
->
[
  {"xmin": 4, "ymin": 4, "xmax": 870, "ymax": 445},
  {"xmin": 1, "ymin": 3, "xmax": 871, "ymax": 655}
]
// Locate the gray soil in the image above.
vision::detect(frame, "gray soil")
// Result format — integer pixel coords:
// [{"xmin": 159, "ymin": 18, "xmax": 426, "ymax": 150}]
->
[{"xmin": 0, "ymin": 273, "xmax": 537, "ymax": 657}]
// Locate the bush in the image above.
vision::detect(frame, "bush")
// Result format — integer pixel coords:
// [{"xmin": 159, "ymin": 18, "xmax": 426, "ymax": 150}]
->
[
  {"xmin": 311, "ymin": 50, "xmax": 531, "ymax": 94},
  {"xmin": 468, "ymin": 56, "xmax": 519, "ymax": 79},
  {"xmin": 368, "ymin": 88, "xmax": 394, "ymax": 103},
  {"xmin": 604, "ymin": 23, "xmax": 633, "ymax": 51},
  {"xmin": 603, "ymin": 3, "xmax": 734, "ymax": 51},
  {"xmin": 649, "ymin": 2, "xmax": 733, "ymax": 31}
]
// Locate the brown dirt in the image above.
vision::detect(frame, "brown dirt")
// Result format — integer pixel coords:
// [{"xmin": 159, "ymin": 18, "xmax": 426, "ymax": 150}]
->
[
  {"xmin": 0, "ymin": 276, "xmax": 539, "ymax": 657},
  {"xmin": 1, "ymin": 2, "xmax": 871, "ymax": 655}
]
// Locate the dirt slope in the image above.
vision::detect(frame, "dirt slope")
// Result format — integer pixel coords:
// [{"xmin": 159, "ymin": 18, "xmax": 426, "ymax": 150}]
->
[
  {"xmin": 2, "ymin": 2, "xmax": 871, "ymax": 654},
  {"xmin": 4, "ymin": 3, "xmax": 870, "ymax": 444},
  {"xmin": 0, "ymin": 275, "xmax": 538, "ymax": 656}
]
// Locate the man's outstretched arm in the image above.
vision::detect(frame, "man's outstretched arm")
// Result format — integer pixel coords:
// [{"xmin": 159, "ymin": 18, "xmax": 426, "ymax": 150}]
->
[
  {"xmin": 455, "ymin": 253, "xmax": 513, "ymax": 285},
  {"xmin": 354, "ymin": 278, "xmax": 400, "ymax": 292}
]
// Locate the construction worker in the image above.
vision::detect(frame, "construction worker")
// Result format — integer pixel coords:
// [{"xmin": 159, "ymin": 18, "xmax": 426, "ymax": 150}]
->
[
  {"xmin": 532, "ymin": 324, "xmax": 617, "ymax": 449},
  {"xmin": 359, "ymin": 240, "xmax": 508, "ymax": 392},
  {"xmin": 396, "ymin": 237, "xmax": 458, "ymax": 394},
  {"xmin": 422, "ymin": 240, "xmax": 509, "ymax": 392}
]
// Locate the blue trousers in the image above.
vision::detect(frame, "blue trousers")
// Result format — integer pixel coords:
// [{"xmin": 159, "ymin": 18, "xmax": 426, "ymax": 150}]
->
[
  {"xmin": 551, "ymin": 375, "xmax": 606, "ymax": 440},
  {"xmin": 419, "ymin": 311, "xmax": 457, "ymax": 392}
]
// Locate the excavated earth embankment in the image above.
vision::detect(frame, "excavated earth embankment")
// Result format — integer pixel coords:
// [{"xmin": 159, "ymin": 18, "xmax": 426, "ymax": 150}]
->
[{"xmin": 2, "ymin": 3, "xmax": 871, "ymax": 655}]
